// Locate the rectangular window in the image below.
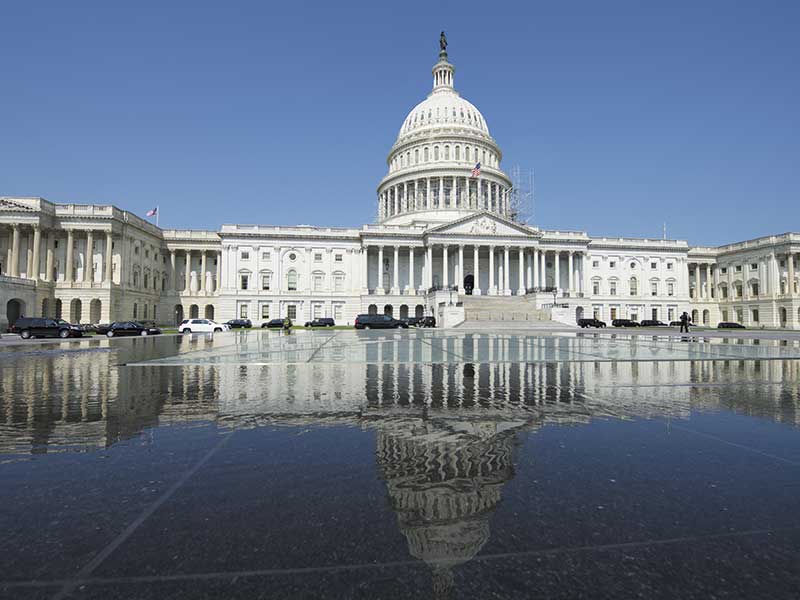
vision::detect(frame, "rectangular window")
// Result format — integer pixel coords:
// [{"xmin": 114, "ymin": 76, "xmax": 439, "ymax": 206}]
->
[
  {"xmin": 722, "ymin": 287, "xmax": 728, "ymax": 298},
  {"xmin": 736, "ymin": 285, "xmax": 743, "ymax": 297},
  {"xmin": 333, "ymin": 303, "xmax": 343, "ymax": 321},
  {"xmin": 287, "ymin": 305, "xmax": 297, "ymax": 320},
  {"xmin": 650, "ymin": 262, "xmax": 657, "ymax": 269},
  {"xmin": 609, "ymin": 282, "xmax": 617, "ymax": 296},
  {"xmin": 314, "ymin": 253, "xmax": 323, "ymax": 262},
  {"xmin": 593, "ymin": 282, "xmax": 600, "ymax": 295},
  {"xmin": 752, "ymin": 309, "xmax": 759, "ymax": 322},
  {"xmin": 334, "ymin": 254, "xmax": 343, "ymax": 263},
  {"xmin": 313, "ymin": 303, "xmax": 323, "ymax": 318},
  {"xmin": 593, "ymin": 308, "xmax": 600, "ymax": 319},
  {"xmin": 240, "ymin": 275, "xmax": 248, "ymax": 290},
  {"xmin": 262, "ymin": 251, "xmax": 270, "ymax": 261},
  {"xmin": 610, "ymin": 307, "xmax": 618, "ymax": 320},
  {"xmin": 261, "ymin": 304, "xmax": 270, "ymax": 319},
  {"xmin": 334, "ymin": 274, "xmax": 345, "ymax": 292},
  {"xmin": 239, "ymin": 304, "xmax": 248, "ymax": 318},
  {"xmin": 668, "ymin": 308, "xmax": 675, "ymax": 321},
  {"xmin": 735, "ymin": 265, "xmax": 742, "ymax": 272},
  {"xmin": 722, "ymin": 310, "xmax": 728, "ymax": 321},
  {"xmin": 262, "ymin": 273, "xmax": 271, "ymax": 290},
  {"xmin": 667, "ymin": 263, "xmax": 673, "ymax": 270},
  {"xmin": 651, "ymin": 282, "xmax": 658, "ymax": 296},
  {"xmin": 752, "ymin": 283, "xmax": 759, "ymax": 296},
  {"xmin": 609, "ymin": 261, "xmax": 616, "ymax": 268},
  {"xmin": 592, "ymin": 260, "xmax": 599, "ymax": 268},
  {"xmin": 750, "ymin": 263, "xmax": 758, "ymax": 270},
  {"xmin": 721, "ymin": 267, "xmax": 727, "ymax": 274},
  {"xmin": 241, "ymin": 251, "xmax": 250, "ymax": 260},
  {"xmin": 667, "ymin": 282, "xmax": 674, "ymax": 296},
  {"xmin": 652, "ymin": 308, "xmax": 658, "ymax": 320},
  {"xmin": 313, "ymin": 274, "xmax": 324, "ymax": 291}
]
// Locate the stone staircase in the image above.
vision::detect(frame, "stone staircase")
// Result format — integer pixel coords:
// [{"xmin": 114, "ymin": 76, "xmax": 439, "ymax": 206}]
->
[{"xmin": 460, "ymin": 295, "xmax": 552, "ymax": 323}]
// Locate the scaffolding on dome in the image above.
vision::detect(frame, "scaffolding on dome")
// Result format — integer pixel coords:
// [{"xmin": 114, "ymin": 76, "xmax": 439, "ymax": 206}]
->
[{"xmin": 509, "ymin": 164, "xmax": 535, "ymax": 225}]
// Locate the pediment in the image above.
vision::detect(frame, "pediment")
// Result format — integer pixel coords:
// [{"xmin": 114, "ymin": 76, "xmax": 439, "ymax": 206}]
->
[
  {"xmin": 0, "ymin": 198, "xmax": 36, "ymax": 212},
  {"xmin": 427, "ymin": 212, "xmax": 535, "ymax": 237}
]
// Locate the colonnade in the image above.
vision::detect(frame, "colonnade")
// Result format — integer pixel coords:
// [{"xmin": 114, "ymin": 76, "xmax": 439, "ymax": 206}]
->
[
  {"xmin": 379, "ymin": 177, "xmax": 510, "ymax": 220},
  {"xmin": 363, "ymin": 243, "xmax": 585, "ymax": 296},
  {"xmin": 691, "ymin": 251, "xmax": 798, "ymax": 301},
  {"xmin": 170, "ymin": 248, "xmax": 222, "ymax": 294}
]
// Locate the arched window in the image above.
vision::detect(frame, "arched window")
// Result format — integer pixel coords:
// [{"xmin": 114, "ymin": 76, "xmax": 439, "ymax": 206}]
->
[
  {"xmin": 406, "ymin": 151, "xmax": 410, "ymax": 165},
  {"xmin": 630, "ymin": 277, "xmax": 638, "ymax": 296},
  {"xmin": 287, "ymin": 269, "xmax": 298, "ymax": 291},
  {"xmin": 465, "ymin": 147, "xmax": 470, "ymax": 162},
  {"xmin": 455, "ymin": 146, "xmax": 460, "ymax": 161},
  {"xmin": 424, "ymin": 147, "xmax": 429, "ymax": 162},
  {"xmin": 143, "ymin": 273, "xmax": 149, "ymax": 289},
  {"xmin": 312, "ymin": 270, "xmax": 325, "ymax": 292},
  {"xmin": 444, "ymin": 145, "xmax": 450, "ymax": 160},
  {"xmin": 333, "ymin": 271, "xmax": 345, "ymax": 292},
  {"xmin": 414, "ymin": 149, "xmax": 419, "ymax": 164},
  {"xmin": 434, "ymin": 146, "xmax": 439, "ymax": 161}
]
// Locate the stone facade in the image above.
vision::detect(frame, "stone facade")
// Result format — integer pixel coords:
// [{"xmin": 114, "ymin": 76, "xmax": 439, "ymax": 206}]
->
[{"xmin": 1, "ymin": 45, "xmax": 798, "ymax": 330}]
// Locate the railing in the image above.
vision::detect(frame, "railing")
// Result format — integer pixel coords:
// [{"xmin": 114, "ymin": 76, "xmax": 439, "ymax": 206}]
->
[
  {"xmin": 427, "ymin": 284, "xmax": 459, "ymax": 293},
  {"xmin": 0, "ymin": 274, "xmax": 35, "ymax": 287},
  {"xmin": 525, "ymin": 286, "xmax": 557, "ymax": 295},
  {"xmin": 562, "ymin": 291, "xmax": 585, "ymax": 298}
]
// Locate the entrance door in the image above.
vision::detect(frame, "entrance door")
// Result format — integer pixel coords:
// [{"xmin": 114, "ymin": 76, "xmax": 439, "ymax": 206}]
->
[{"xmin": 463, "ymin": 274, "xmax": 474, "ymax": 295}]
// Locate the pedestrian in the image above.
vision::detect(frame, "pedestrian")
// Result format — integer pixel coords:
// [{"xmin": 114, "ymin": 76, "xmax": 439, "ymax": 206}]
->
[
  {"xmin": 282, "ymin": 315, "xmax": 292, "ymax": 334},
  {"xmin": 679, "ymin": 311, "xmax": 690, "ymax": 333}
]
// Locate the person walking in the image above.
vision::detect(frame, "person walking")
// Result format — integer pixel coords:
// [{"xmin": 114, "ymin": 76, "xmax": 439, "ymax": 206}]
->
[
  {"xmin": 282, "ymin": 315, "xmax": 292, "ymax": 334},
  {"xmin": 679, "ymin": 311, "xmax": 690, "ymax": 333}
]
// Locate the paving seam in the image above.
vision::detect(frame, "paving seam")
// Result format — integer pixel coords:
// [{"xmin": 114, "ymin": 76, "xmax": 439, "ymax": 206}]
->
[
  {"xmin": 306, "ymin": 330, "xmax": 343, "ymax": 363},
  {"xmin": 49, "ymin": 432, "xmax": 234, "ymax": 600},
  {"xmin": 5, "ymin": 525, "xmax": 798, "ymax": 589},
  {"xmin": 670, "ymin": 423, "xmax": 800, "ymax": 467}
]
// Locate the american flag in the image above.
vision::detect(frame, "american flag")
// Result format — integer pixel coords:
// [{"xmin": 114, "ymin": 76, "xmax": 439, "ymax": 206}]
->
[
  {"xmin": 470, "ymin": 162, "xmax": 481, "ymax": 178},
  {"xmin": 146, "ymin": 207, "xmax": 158, "ymax": 217}
]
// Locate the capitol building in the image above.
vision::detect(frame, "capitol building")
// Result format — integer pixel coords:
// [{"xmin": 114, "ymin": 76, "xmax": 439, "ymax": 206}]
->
[{"xmin": 1, "ymin": 41, "xmax": 798, "ymax": 330}]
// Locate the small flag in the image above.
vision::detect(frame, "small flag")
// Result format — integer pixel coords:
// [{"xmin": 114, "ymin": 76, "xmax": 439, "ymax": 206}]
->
[
  {"xmin": 470, "ymin": 162, "xmax": 481, "ymax": 178},
  {"xmin": 146, "ymin": 207, "xmax": 158, "ymax": 217}
]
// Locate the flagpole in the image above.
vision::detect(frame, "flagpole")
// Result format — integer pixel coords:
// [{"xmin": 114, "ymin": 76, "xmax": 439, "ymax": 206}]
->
[{"xmin": 156, "ymin": 206, "xmax": 159, "ymax": 228}]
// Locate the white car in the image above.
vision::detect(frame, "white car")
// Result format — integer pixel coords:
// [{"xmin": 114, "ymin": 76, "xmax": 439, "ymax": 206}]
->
[{"xmin": 178, "ymin": 319, "xmax": 230, "ymax": 334}]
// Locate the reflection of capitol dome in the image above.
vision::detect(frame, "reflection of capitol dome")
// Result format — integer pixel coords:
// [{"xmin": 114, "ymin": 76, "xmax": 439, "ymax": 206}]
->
[
  {"xmin": 377, "ymin": 39, "xmax": 513, "ymax": 226},
  {"xmin": 376, "ymin": 418, "xmax": 521, "ymax": 598}
]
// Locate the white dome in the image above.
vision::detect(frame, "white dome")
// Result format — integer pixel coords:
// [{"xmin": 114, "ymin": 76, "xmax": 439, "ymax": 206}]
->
[{"xmin": 397, "ymin": 92, "xmax": 490, "ymax": 144}]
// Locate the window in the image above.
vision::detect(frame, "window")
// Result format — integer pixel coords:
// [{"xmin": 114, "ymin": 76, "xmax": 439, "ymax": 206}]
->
[
  {"xmin": 239, "ymin": 304, "xmax": 248, "ymax": 318},
  {"xmin": 592, "ymin": 260, "xmax": 599, "ymax": 268},
  {"xmin": 667, "ymin": 263, "xmax": 673, "ymax": 270},
  {"xmin": 414, "ymin": 149, "xmax": 419, "ymax": 164},
  {"xmin": 312, "ymin": 272, "xmax": 324, "ymax": 291},
  {"xmin": 593, "ymin": 282, "xmax": 600, "ymax": 295},
  {"xmin": 334, "ymin": 254, "xmax": 343, "ymax": 263},
  {"xmin": 630, "ymin": 262, "xmax": 636, "ymax": 269},
  {"xmin": 610, "ymin": 307, "xmax": 618, "ymax": 320},
  {"xmin": 434, "ymin": 146, "xmax": 439, "ymax": 160},
  {"xmin": 262, "ymin": 251, "xmax": 271, "ymax": 261},
  {"xmin": 133, "ymin": 303, "xmax": 137, "ymax": 319},
  {"xmin": 287, "ymin": 270, "xmax": 297, "ymax": 291},
  {"xmin": 261, "ymin": 304, "xmax": 270, "ymax": 319},
  {"xmin": 134, "ymin": 246, "xmax": 139, "ymax": 255},
  {"xmin": 333, "ymin": 272, "xmax": 345, "ymax": 292},
  {"xmin": 241, "ymin": 251, "xmax": 250, "ymax": 260},
  {"xmin": 333, "ymin": 303, "xmax": 343, "ymax": 321},
  {"xmin": 609, "ymin": 261, "xmax": 616, "ymax": 268},
  {"xmin": 629, "ymin": 277, "xmax": 638, "ymax": 296},
  {"xmin": 668, "ymin": 308, "xmax": 675, "ymax": 322},
  {"xmin": 752, "ymin": 283, "xmax": 759, "ymax": 296},
  {"xmin": 288, "ymin": 252, "xmax": 297, "ymax": 261},
  {"xmin": 721, "ymin": 286, "xmax": 728, "ymax": 299},
  {"xmin": 609, "ymin": 281, "xmax": 617, "ymax": 296},
  {"xmin": 750, "ymin": 263, "xmax": 758, "ymax": 270},
  {"xmin": 313, "ymin": 303, "xmax": 323, "ymax": 319},
  {"xmin": 736, "ymin": 284, "xmax": 743, "ymax": 297},
  {"xmin": 667, "ymin": 282, "xmax": 674, "ymax": 296},
  {"xmin": 651, "ymin": 282, "xmax": 658, "ymax": 296},
  {"xmin": 261, "ymin": 272, "xmax": 272, "ymax": 290},
  {"xmin": 650, "ymin": 262, "xmax": 657, "ymax": 269},
  {"xmin": 735, "ymin": 265, "xmax": 742, "ymax": 272},
  {"xmin": 444, "ymin": 146, "xmax": 450, "ymax": 160},
  {"xmin": 752, "ymin": 309, "xmax": 759, "ymax": 323},
  {"xmin": 240, "ymin": 274, "xmax": 249, "ymax": 290},
  {"xmin": 145, "ymin": 249, "xmax": 150, "ymax": 259},
  {"xmin": 314, "ymin": 253, "xmax": 323, "ymax": 262},
  {"xmin": 455, "ymin": 146, "xmax": 460, "ymax": 161},
  {"xmin": 424, "ymin": 147, "xmax": 429, "ymax": 161},
  {"xmin": 287, "ymin": 305, "xmax": 297, "ymax": 320}
]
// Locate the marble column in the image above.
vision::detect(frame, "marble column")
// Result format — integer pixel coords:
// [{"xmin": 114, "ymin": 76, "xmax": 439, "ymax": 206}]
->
[
  {"xmin": 442, "ymin": 245, "xmax": 449, "ymax": 287},
  {"xmin": 426, "ymin": 178, "xmax": 431, "ymax": 210},
  {"xmin": 533, "ymin": 248, "xmax": 539, "ymax": 288},
  {"xmin": 31, "ymin": 225, "xmax": 41, "ymax": 281},
  {"xmin": 216, "ymin": 251, "xmax": 222, "ymax": 292},
  {"xmin": 65, "ymin": 230, "xmax": 74, "ymax": 282},
  {"xmin": 788, "ymin": 253, "xmax": 796, "ymax": 297},
  {"xmin": 377, "ymin": 246, "xmax": 384, "ymax": 294},
  {"xmin": 554, "ymin": 252, "xmax": 561, "ymax": 293},
  {"xmin": 503, "ymin": 246, "xmax": 510, "ymax": 295},
  {"xmin": 169, "ymin": 249, "xmax": 177, "ymax": 290},
  {"xmin": 473, "ymin": 245, "xmax": 481, "ymax": 295},
  {"xmin": 392, "ymin": 245, "xmax": 399, "ymax": 294},
  {"xmin": 489, "ymin": 245, "xmax": 495, "ymax": 295},
  {"xmin": 10, "ymin": 224, "xmax": 20, "ymax": 277},
  {"xmin": 458, "ymin": 245, "xmax": 464, "ymax": 289},
  {"xmin": 45, "ymin": 231, "xmax": 55, "ymax": 282},
  {"xmin": 517, "ymin": 247, "xmax": 525, "ymax": 295},
  {"xmin": 105, "ymin": 232, "xmax": 113, "ymax": 284},
  {"xmin": 438, "ymin": 177, "xmax": 443, "ymax": 208},
  {"xmin": 184, "ymin": 250, "xmax": 192, "ymax": 292},
  {"xmin": 362, "ymin": 246, "xmax": 369, "ymax": 291},
  {"xmin": 85, "ymin": 230, "xmax": 94, "ymax": 283},
  {"xmin": 567, "ymin": 251, "xmax": 574, "ymax": 294},
  {"xmin": 200, "ymin": 251, "xmax": 207, "ymax": 292},
  {"xmin": 408, "ymin": 247, "xmax": 415, "ymax": 292},
  {"xmin": 695, "ymin": 263, "xmax": 701, "ymax": 300},
  {"xmin": 426, "ymin": 245, "xmax": 433, "ymax": 288}
]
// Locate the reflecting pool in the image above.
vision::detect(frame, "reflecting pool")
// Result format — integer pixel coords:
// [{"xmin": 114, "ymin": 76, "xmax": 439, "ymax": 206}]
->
[{"xmin": 2, "ymin": 330, "xmax": 800, "ymax": 599}]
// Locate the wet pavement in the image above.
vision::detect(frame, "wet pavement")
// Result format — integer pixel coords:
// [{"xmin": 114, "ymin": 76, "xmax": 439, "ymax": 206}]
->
[{"xmin": 2, "ymin": 329, "xmax": 800, "ymax": 599}]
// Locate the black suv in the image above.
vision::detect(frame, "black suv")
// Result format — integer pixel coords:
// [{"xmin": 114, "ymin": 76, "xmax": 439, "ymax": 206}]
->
[
  {"xmin": 304, "ymin": 318, "xmax": 335, "ymax": 327},
  {"xmin": 718, "ymin": 322, "xmax": 745, "ymax": 329},
  {"xmin": 226, "ymin": 319, "xmax": 252, "ymax": 329},
  {"xmin": 612, "ymin": 319, "xmax": 640, "ymax": 327},
  {"xmin": 640, "ymin": 320, "xmax": 668, "ymax": 327},
  {"xmin": 263, "ymin": 318, "xmax": 292, "ymax": 329},
  {"xmin": 354, "ymin": 314, "xmax": 409, "ymax": 330},
  {"xmin": 11, "ymin": 317, "xmax": 84, "ymax": 339},
  {"xmin": 578, "ymin": 318, "xmax": 606, "ymax": 328},
  {"xmin": 106, "ymin": 321, "xmax": 162, "ymax": 337}
]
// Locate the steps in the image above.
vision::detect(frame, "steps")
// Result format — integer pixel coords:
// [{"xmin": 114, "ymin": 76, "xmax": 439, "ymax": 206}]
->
[{"xmin": 460, "ymin": 295, "xmax": 552, "ymax": 323}]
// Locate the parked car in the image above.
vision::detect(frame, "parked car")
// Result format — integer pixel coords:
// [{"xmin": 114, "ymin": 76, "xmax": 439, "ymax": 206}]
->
[
  {"xmin": 718, "ymin": 322, "xmax": 746, "ymax": 329},
  {"xmin": 418, "ymin": 316, "xmax": 437, "ymax": 328},
  {"xmin": 11, "ymin": 317, "xmax": 84, "ymax": 339},
  {"xmin": 354, "ymin": 314, "xmax": 409, "ymax": 329},
  {"xmin": 304, "ymin": 318, "xmax": 335, "ymax": 327},
  {"xmin": 669, "ymin": 321, "xmax": 682, "ymax": 327},
  {"xmin": 578, "ymin": 318, "xmax": 606, "ymax": 328},
  {"xmin": 612, "ymin": 319, "xmax": 640, "ymax": 327},
  {"xmin": 178, "ymin": 319, "xmax": 229, "ymax": 334},
  {"xmin": 401, "ymin": 317, "xmax": 421, "ymax": 327},
  {"xmin": 640, "ymin": 320, "xmax": 668, "ymax": 327},
  {"xmin": 106, "ymin": 321, "xmax": 162, "ymax": 337},
  {"xmin": 225, "ymin": 319, "xmax": 252, "ymax": 329},
  {"xmin": 263, "ymin": 319, "xmax": 286, "ymax": 329}
]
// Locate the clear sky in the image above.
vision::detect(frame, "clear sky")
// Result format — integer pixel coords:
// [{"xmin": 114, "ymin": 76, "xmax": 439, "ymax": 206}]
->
[{"xmin": 1, "ymin": 0, "xmax": 798, "ymax": 246}]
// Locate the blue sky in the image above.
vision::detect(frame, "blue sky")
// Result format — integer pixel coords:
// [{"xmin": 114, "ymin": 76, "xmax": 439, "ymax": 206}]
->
[{"xmin": 1, "ymin": 0, "xmax": 798, "ymax": 245}]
